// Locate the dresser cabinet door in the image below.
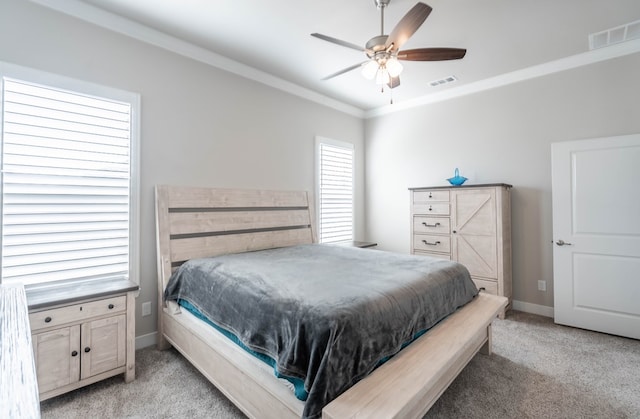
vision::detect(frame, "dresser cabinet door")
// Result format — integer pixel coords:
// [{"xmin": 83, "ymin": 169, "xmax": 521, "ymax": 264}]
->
[
  {"xmin": 32, "ymin": 325, "xmax": 81, "ymax": 393},
  {"xmin": 81, "ymin": 314, "xmax": 127, "ymax": 379},
  {"xmin": 451, "ymin": 188, "xmax": 498, "ymax": 279}
]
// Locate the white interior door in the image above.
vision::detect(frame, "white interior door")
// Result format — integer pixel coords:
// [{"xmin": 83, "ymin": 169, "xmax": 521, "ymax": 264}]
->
[{"xmin": 552, "ymin": 134, "xmax": 640, "ymax": 339}]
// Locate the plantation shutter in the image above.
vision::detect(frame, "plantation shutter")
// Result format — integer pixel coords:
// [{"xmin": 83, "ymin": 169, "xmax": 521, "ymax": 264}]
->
[
  {"xmin": 1, "ymin": 78, "xmax": 132, "ymax": 286},
  {"xmin": 318, "ymin": 141, "xmax": 354, "ymax": 243}
]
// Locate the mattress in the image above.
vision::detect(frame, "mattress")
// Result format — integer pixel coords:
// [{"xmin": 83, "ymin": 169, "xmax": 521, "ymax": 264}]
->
[{"xmin": 164, "ymin": 243, "xmax": 477, "ymax": 419}]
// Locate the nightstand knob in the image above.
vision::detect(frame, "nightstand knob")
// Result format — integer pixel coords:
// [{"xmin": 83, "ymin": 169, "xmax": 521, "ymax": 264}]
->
[
  {"xmin": 428, "ymin": 192, "xmax": 433, "ymax": 198},
  {"xmin": 44, "ymin": 316, "xmax": 52, "ymax": 323},
  {"xmin": 108, "ymin": 304, "xmax": 115, "ymax": 309},
  {"xmin": 84, "ymin": 347, "xmax": 91, "ymax": 353},
  {"xmin": 453, "ymin": 230, "xmax": 457, "ymax": 233},
  {"xmin": 428, "ymin": 206, "xmax": 433, "ymax": 211},
  {"xmin": 71, "ymin": 351, "xmax": 78, "ymax": 357}
]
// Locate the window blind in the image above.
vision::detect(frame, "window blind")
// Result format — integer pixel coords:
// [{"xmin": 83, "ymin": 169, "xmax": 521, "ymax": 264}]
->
[
  {"xmin": 1, "ymin": 78, "xmax": 132, "ymax": 286},
  {"xmin": 318, "ymin": 142, "xmax": 353, "ymax": 243}
]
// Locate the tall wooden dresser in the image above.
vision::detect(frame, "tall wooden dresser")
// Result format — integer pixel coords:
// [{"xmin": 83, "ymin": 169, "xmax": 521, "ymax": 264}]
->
[{"xmin": 409, "ymin": 184, "xmax": 512, "ymax": 315}]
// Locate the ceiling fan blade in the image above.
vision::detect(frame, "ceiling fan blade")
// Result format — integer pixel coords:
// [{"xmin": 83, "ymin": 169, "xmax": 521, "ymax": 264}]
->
[
  {"xmin": 385, "ymin": 2, "xmax": 432, "ymax": 51},
  {"xmin": 311, "ymin": 33, "xmax": 364, "ymax": 52},
  {"xmin": 397, "ymin": 47, "xmax": 467, "ymax": 61},
  {"xmin": 322, "ymin": 62, "xmax": 368, "ymax": 80},
  {"xmin": 387, "ymin": 76, "xmax": 400, "ymax": 89}
]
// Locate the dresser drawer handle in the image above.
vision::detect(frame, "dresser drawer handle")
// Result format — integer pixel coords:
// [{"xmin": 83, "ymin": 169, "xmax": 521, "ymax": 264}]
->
[
  {"xmin": 71, "ymin": 350, "xmax": 78, "ymax": 357},
  {"xmin": 108, "ymin": 304, "xmax": 115, "ymax": 309},
  {"xmin": 421, "ymin": 222, "xmax": 441, "ymax": 228},
  {"xmin": 422, "ymin": 240, "xmax": 441, "ymax": 246},
  {"xmin": 428, "ymin": 206, "xmax": 433, "ymax": 211},
  {"xmin": 84, "ymin": 347, "xmax": 91, "ymax": 353},
  {"xmin": 44, "ymin": 316, "xmax": 52, "ymax": 323},
  {"xmin": 479, "ymin": 287, "xmax": 486, "ymax": 292},
  {"xmin": 428, "ymin": 192, "xmax": 433, "ymax": 198}
]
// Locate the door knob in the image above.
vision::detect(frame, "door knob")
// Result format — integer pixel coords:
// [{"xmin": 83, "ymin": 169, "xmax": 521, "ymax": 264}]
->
[{"xmin": 555, "ymin": 239, "xmax": 572, "ymax": 246}]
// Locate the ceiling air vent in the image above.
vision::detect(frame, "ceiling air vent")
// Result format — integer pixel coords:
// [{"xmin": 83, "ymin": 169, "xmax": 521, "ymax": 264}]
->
[
  {"xmin": 429, "ymin": 75, "xmax": 457, "ymax": 87},
  {"xmin": 589, "ymin": 19, "xmax": 640, "ymax": 50}
]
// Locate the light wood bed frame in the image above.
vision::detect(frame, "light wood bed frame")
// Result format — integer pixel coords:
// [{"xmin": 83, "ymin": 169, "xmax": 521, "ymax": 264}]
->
[{"xmin": 155, "ymin": 185, "xmax": 508, "ymax": 419}]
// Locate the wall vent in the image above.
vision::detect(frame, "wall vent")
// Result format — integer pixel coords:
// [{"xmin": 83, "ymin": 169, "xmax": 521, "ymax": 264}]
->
[
  {"xmin": 589, "ymin": 19, "xmax": 640, "ymax": 50},
  {"xmin": 429, "ymin": 75, "xmax": 457, "ymax": 87}
]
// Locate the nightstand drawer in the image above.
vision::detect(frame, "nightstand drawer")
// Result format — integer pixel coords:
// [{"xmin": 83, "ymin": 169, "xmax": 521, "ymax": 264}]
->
[
  {"xmin": 413, "ymin": 190, "xmax": 449, "ymax": 203},
  {"xmin": 413, "ymin": 216, "xmax": 450, "ymax": 234},
  {"xmin": 414, "ymin": 234, "xmax": 450, "ymax": 254},
  {"xmin": 29, "ymin": 296, "xmax": 126, "ymax": 332}
]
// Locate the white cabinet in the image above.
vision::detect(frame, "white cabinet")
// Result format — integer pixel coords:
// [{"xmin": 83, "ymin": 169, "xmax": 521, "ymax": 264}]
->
[
  {"xmin": 28, "ymin": 280, "xmax": 137, "ymax": 401},
  {"xmin": 410, "ymin": 184, "xmax": 512, "ymax": 315}
]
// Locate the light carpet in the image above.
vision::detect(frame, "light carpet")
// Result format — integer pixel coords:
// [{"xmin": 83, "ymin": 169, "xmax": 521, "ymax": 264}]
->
[{"xmin": 40, "ymin": 311, "xmax": 640, "ymax": 418}]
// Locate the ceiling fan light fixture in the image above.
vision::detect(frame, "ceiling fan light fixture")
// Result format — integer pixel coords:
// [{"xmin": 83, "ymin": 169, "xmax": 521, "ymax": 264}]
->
[
  {"xmin": 386, "ymin": 57, "xmax": 403, "ymax": 77},
  {"xmin": 375, "ymin": 68, "xmax": 390, "ymax": 85},
  {"xmin": 361, "ymin": 60, "xmax": 379, "ymax": 80}
]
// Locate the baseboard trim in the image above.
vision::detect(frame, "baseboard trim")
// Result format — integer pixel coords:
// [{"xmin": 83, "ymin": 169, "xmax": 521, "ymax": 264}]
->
[
  {"xmin": 512, "ymin": 300, "xmax": 554, "ymax": 318},
  {"xmin": 135, "ymin": 332, "xmax": 157, "ymax": 350}
]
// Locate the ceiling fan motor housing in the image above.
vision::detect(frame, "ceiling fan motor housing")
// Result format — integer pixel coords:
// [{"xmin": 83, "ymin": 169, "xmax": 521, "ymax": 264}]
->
[{"xmin": 366, "ymin": 35, "xmax": 389, "ymax": 55}]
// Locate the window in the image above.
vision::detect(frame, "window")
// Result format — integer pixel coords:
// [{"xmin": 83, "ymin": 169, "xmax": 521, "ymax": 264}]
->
[
  {"xmin": 0, "ymin": 64, "xmax": 139, "ymax": 287},
  {"xmin": 316, "ymin": 137, "xmax": 354, "ymax": 244}
]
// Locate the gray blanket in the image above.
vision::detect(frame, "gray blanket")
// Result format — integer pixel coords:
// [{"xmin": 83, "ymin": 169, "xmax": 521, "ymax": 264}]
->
[{"xmin": 164, "ymin": 244, "xmax": 477, "ymax": 419}]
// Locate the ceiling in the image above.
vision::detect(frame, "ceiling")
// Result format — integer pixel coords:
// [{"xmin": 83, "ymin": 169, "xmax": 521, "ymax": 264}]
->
[{"xmin": 66, "ymin": 0, "xmax": 640, "ymax": 111}]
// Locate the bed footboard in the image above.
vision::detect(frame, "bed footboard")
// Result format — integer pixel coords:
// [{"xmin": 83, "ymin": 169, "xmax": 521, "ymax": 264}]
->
[{"xmin": 322, "ymin": 293, "xmax": 507, "ymax": 419}]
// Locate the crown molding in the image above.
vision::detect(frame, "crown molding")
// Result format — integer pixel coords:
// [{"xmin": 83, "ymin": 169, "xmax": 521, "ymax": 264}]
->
[
  {"xmin": 29, "ymin": 0, "xmax": 366, "ymax": 119},
  {"xmin": 365, "ymin": 38, "xmax": 640, "ymax": 118},
  {"xmin": 29, "ymin": 0, "xmax": 640, "ymax": 120}
]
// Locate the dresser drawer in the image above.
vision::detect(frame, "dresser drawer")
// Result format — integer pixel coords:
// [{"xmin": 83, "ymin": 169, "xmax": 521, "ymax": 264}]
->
[
  {"xmin": 30, "ymin": 296, "xmax": 126, "ymax": 332},
  {"xmin": 412, "ymin": 203, "xmax": 450, "ymax": 215},
  {"xmin": 413, "ymin": 190, "xmax": 450, "ymax": 203},
  {"xmin": 414, "ymin": 234, "xmax": 451, "ymax": 254},
  {"xmin": 413, "ymin": 250, "xmax": 451, "ymax": 260},
  {"xmin": 413, "ymin": 216, "xmax": 450, "ymax": 234},
  {"xmin": 472, "ymin": 278, "xmax": 498, "ymax": 295}
]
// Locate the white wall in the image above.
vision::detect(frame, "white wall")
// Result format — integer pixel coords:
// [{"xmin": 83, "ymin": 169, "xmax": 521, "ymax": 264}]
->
[
  {"xmin": 364, "ymin": 52, "xmax": 640, "ymax": 309},
  {"xmin": 0, "ymin": 0, "xmax": 364, "ymax": 339}
]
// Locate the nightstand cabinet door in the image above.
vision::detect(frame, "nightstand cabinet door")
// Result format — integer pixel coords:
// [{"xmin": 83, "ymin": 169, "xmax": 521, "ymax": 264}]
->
[
  {"xmin": 81, "ymin": 315, "xmax": 127, "ymax": 379},
  {"xmin": 32, "ymin": 325, "xmax": 81, "ymax": 394}
]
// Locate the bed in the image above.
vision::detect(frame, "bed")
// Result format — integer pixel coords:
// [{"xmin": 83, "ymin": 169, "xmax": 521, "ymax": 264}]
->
[{"xmin": 155, "ymin": 185, "xmax": 508, "ymax": 419}]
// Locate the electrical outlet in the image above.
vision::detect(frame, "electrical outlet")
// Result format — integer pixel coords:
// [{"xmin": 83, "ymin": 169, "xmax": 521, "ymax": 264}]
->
[
  {"xmin": 142, "ymin": 301, "xmax": 152, "ymax": 317},
  {"xmin": 538, "ymin": 280, "xmax": 547, "ymax": 292}
]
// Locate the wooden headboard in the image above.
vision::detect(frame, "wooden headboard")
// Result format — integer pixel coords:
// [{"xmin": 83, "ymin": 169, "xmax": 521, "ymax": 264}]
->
[{"xmin": 155, "ymin": 185, "xmax": 316, "ymax": 293}]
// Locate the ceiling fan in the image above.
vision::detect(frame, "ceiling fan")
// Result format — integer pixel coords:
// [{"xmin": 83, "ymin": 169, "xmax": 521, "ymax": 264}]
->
[{"xmin": 311, "ymin": 0, "xmax": 466, "ymax": 90}]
